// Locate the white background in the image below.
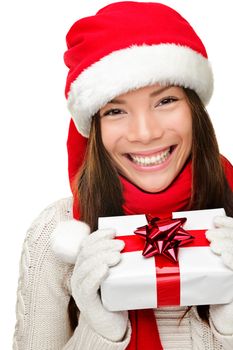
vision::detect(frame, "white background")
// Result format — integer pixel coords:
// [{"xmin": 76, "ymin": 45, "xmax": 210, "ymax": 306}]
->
[{"xmin": 0, "ymin": 0, "xmax": 232, "ymax": 348}]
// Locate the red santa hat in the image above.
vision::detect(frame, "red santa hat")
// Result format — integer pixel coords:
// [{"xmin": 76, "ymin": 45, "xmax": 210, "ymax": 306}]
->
[
  {"xmin": 65, "ymin": 1, "xmax": 213, "ymax": 189},
  {"xmin": 65, "ymin": 1, "xmax": 213, "ymax": 138}
]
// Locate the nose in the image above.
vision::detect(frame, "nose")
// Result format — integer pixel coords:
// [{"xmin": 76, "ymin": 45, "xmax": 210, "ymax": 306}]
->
[{"xmin": 126, "ymin": 112, "xmax": 164, "ymax": 144}]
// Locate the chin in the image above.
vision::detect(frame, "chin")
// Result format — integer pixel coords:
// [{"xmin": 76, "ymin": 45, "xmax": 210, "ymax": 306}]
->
[
  {"xmin": 129, "ymin": 170, "xmax": 180, "ymax": 193},
  {"xmin": 134, "ymin": 181, "xmax": 171, "ymax": 193}
]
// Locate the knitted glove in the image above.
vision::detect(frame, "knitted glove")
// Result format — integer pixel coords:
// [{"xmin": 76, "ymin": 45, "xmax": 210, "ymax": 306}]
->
[
  {"xmin": 206, "ymin": 215, "xmax": 233, "ymax": 335},
  {"xmin": 71, "ymin": 228, "xmax": 128, "ymax": 342}
]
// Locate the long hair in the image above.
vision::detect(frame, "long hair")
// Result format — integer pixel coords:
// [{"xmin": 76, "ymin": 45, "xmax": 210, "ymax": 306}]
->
[
  {"xmin": 68, "ymin": 88, "xmax": 233, "ymax": 331},
  {"xmin": 73, "ymin": 114, "xmax": 125, "ymax": 232}
]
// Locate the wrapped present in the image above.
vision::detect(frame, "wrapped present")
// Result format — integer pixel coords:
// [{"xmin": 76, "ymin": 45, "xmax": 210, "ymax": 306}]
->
[{"xmin": 99, "ymin": 208, "xmax": 233, "ymax": 311}]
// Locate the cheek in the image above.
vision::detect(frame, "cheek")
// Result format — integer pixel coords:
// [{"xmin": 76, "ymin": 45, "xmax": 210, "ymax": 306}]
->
[
  {"xmin": 173, "ymin": 109, "xmax": 192, "ymax": 143},
  {"xmin": 100, "ymin": 120, "xmax": 120, "ymax": 152},
  {"xmin": 101, "ymin": 128, "xmax": 111, "ymax": 152},
  {"xmin": 183, "ymin": 116, "xmax": 192, "ymax": 146}
]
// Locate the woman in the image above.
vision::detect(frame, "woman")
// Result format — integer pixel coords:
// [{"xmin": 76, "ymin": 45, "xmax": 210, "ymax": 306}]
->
[{"xmin": 13, "ymin": 2, "xmax": 233, "ymax": 349}]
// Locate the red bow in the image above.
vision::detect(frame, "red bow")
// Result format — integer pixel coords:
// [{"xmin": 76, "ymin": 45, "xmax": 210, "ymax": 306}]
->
[{"xmin": 134, "ymin": 215, "xmax": 194, "ymax": 262}]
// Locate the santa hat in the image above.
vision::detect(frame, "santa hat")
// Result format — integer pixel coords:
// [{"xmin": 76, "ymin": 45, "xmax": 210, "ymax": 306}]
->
[{"xmin": 64, "ymin": 1, "xmax": 213, "ymax": 139}]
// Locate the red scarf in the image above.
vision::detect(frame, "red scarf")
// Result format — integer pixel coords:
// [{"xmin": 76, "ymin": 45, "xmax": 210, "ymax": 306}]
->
[
  {"xmin": 67, "ymin": 119, "xmax": 233, "ymax": 350},
  {"xmin": 121, "ymin": 161, "xmax": 192, "ymax": 217}
]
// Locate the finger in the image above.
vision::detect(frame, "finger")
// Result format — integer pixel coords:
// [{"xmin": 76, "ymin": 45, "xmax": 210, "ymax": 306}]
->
[
  {"xmin": 79, "ymin": 239, "xmax": 125, "ymax": 261},
  {"xmin": 209, "ymin": 239, "xmax": 233, "ymax": 255},
  {"xmin": 206, "ymin": 228, "xmax": 233, "ymax": 241},
  {"xmin": 80, "ymin": 262, "xmax": 110, "ymax": 297},
  {"xmin": 74, "ymin": 251, "xmax": 121, "ymax": 284},
  {"xmin": 214, "ymin": 216, "xmax": 233, "ymax": 229},
  {"xmin": 222, "ymin": 250, "xmax": 233, "ymax": 271},
  {"xmin": 81, "ymin": 228, "xmax": 116, "ymax": 248},
  {"xmin": 209, "ymin": 239, "xmax": 227, "ymax": 255},
  {"xmin": 73, "ymin": 263, "xmax": 109, "ymax": 307}
]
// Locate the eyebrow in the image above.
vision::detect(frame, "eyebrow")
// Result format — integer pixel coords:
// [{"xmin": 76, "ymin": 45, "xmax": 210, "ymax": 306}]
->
[{"xmin": 107, "ymin": 86, "xmax": 172, "ymax": 104}]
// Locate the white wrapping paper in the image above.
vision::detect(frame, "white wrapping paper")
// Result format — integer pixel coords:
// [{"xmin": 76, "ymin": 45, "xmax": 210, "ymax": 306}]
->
[{"xmin": 99, "ymin": 208, "xmax": 233, "ymax": 311}]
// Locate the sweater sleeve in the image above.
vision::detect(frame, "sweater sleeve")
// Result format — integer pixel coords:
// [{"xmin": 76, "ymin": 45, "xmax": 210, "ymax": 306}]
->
[
  {"xmin": 63, "ymin": 315, "xmax": 131, "ymax": 350},
  {"xmin": 208, "ymin": 320, "xmax": 233, "ymax": 350},
  {"xmin": 13, "ymin": 199, "xmax": 131, "ymax": 350}
]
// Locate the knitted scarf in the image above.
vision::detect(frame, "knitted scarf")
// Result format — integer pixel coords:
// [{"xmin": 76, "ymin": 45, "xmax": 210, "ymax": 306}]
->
[{"xmin": 67, "ymin": 119, "xmax": 233, "ymax": 350}]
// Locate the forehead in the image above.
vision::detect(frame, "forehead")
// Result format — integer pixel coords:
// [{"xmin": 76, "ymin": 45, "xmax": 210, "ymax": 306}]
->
[{"xmin": 103, "ymin": 84, "xmax": 185, "ymax": 105}]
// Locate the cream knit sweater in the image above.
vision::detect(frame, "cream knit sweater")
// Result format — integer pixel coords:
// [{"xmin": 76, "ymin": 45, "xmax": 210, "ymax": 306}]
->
[{"xmin": 13, "ymin": 198, "xmax": 233, "ymax": 350}]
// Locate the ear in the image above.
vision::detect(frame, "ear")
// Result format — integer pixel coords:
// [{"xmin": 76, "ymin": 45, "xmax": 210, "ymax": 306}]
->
[{"xmin": 51, "ymin": 220, "xmax": 90, "ymax": 264}]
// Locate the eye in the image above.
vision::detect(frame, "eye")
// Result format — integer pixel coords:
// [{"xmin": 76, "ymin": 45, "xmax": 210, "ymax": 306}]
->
[
  {"xmin": 102, "ymin": 108, "xmax": 126, "ymax": 117},
  {"xmin": 157, "ymin": 96, "xmax": 178, "ymax": 107}
]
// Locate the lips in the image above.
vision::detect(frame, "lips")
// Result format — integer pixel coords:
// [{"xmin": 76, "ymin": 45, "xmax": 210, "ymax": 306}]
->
[{"xmin": 127, "ymin": 146, "xmax": 175, "ymax": 167}]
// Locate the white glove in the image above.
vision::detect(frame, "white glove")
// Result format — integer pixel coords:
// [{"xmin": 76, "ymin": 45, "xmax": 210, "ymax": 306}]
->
[
  {"xmin": 71, "ymin": 228, "xmax": 128, "ymax": 342},
  {"xmin": 206, "ymin": 215, "xmax": 233, "ymax": 335}
]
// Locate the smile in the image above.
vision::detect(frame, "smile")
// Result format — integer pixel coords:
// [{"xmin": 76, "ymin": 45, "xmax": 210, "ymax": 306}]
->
[{"xmin": 128, "ymin": 147, "xmax": 173, "ymax": 167}]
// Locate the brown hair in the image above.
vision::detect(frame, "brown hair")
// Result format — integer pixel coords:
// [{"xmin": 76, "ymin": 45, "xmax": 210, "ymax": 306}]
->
[{"xmin": 68, "ymin": 87, "xmax": 233, "ymax": 331}]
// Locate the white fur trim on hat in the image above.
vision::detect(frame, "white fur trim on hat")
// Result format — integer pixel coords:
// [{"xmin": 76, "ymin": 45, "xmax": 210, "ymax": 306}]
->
[
  {"xmin": 51, "ymin": 220, "xmax": 90, "ymax": 264},
  {"xmin": 67, "ymin": 43, "xmax": 213, "ymax": 137}
]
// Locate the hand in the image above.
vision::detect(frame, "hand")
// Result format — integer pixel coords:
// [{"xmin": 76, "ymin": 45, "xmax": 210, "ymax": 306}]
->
[
  {"xmin": 206, "ymin": 215, "xmax": 233, "ymax": 270},
  {"xmin": 71, "ymin": 228, "xmax": 128, "ymax": 342},
  {"xmin": 206, "ymin": 215, "xmax": 233, "ymax": 335}
]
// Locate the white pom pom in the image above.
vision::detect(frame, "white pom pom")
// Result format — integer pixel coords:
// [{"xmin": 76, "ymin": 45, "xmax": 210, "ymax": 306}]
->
[{"xmin": 51, "ymin": 220, "xmax": 90, "ymax": 264}]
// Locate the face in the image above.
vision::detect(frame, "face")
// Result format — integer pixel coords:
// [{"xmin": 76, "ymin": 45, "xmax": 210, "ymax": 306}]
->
[{"xmin": 99, "ymin": 84, "xmax": 192, "ymax": 193}]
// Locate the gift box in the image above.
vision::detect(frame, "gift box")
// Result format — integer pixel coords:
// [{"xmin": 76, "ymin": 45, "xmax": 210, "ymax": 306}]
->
[{"xmin": 99, "ymin": 208, "xmax": 233, "ymax": 311}]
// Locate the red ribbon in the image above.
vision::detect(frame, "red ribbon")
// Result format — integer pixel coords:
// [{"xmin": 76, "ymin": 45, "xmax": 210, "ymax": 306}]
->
[
  {"xmin": 134, "ymin": 215, "xmax": 194, "ymax": 262},
  {"xmin": 118, "ymin": 228, "xmax": 209, "ymax": 306}
]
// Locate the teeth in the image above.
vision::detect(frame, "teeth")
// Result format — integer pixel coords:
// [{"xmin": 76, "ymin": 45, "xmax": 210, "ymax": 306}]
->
[{"xmin": 130, "ymin": 148, "xmax": 170, "ymax": 166}]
